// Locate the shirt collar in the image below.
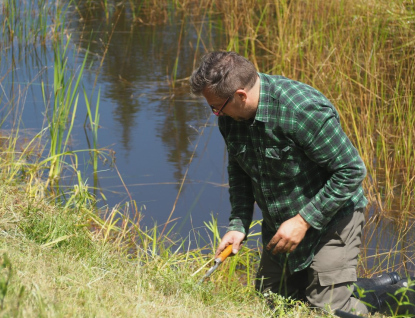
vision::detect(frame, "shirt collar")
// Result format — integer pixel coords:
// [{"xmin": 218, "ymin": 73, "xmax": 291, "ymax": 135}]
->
[{"xmin": 254, "ymin": 73, "xmax": 272, "ymax": 123}]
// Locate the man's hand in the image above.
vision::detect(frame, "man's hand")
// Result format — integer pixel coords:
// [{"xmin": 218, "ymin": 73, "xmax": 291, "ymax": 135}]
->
[
  {"xmin": 215, "ymin": 231, "xmax": 246, "ymax": 258},
  {"xmin": 266, "ymin": 214, "xmax": 311, "ymax": 254}
]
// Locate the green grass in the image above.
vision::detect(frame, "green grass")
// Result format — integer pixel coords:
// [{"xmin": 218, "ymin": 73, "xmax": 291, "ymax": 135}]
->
[{"xmin": 0, "ymin": 184, "xmax": 320, "ymax": 317}]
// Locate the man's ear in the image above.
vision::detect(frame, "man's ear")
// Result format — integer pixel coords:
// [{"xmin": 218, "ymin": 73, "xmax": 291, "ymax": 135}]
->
[{"xmin": 236, "ymin": 89, "xmax": 248, "ymax": 102}]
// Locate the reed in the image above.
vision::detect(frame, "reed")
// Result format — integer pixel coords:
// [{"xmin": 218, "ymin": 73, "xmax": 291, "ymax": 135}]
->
[
  {"xmin": 83, "ymin": 88, "xmax": 101, "ymax": 173},
  {"xmin": 1, "ymin": 0, "xmax": 50, "ymax": 45},
  {"xmin": 2, "ymin": 0, "xmax": 18, "ymax": 40},
  {"xmin": 42, "ymin": 35, "xmax": 85, "ymax": 186}
]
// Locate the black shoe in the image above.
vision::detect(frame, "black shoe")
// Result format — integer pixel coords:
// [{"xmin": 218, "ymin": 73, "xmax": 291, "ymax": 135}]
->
[
  {"xmin": 352, "ymin": 272, "xmax": 401, "ymax": 297},
  {"xmin": 358, "ymin": 283, "xmax": 415, "ymax": 316}
]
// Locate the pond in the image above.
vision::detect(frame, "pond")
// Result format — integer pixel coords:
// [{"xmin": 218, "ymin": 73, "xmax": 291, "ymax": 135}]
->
[{"xmin": 0, "ymin": 2, "xmax": 262, "ymax": 245}]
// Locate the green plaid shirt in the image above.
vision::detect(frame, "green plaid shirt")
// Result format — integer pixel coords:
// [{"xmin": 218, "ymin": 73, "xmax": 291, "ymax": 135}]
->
[{"xmin": 218, "ymin": 73, "xmax": 368, "ymax": 273}]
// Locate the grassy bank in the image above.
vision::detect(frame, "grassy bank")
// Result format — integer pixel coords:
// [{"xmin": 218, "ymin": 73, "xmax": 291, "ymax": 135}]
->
[{"xmin": 0, "ymin": 183, "xmax": 318, "ymax": 317}]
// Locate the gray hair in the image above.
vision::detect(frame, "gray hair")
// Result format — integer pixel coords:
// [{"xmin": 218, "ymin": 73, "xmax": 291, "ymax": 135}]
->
[{"xmin": 189, "ymin": 51, "xmax": 257, "ymax": 99}]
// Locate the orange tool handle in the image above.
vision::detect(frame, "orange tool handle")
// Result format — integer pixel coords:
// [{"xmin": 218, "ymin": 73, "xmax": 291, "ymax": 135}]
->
[{"xmin": 216, "ymin": 244, "xmax": 233, "ymax": 263}]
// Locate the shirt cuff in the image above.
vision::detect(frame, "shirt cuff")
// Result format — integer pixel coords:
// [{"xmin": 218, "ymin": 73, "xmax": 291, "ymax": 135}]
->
[
  {"xmin": 227, "ymin": 219, "xmax": 249, "ymax": 236},
  {"xmin": 299, "ymin": 202, "xmax": 325, "ymax": 231}
]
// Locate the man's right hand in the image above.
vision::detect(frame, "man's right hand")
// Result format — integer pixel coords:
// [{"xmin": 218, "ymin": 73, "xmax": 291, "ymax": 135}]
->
[{"xmin": 215, "ymin": 231, "xmax": 246, "ymax": 258}]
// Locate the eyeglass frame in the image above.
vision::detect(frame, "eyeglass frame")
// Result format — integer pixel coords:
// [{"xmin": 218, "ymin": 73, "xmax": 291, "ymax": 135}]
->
[{"xmin": 209, "ymin": 89, "xmax": 241, "ymax": 116}]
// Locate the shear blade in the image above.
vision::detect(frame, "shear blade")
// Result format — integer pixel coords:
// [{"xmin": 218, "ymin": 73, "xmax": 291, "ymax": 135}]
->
[{"xmin": 199, "ymin": 262, "xmax": 219, "ymax": 283}]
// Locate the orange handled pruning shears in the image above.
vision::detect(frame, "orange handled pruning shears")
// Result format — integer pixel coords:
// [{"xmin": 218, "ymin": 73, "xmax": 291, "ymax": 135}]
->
[{"xmin": 199, "ymin": 245, "xmax": 233, "ymax": 284}]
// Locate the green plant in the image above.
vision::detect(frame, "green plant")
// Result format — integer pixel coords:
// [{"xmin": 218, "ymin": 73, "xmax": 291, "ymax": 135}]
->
[
  {"xmin": 0, "ymin": 254, "xmax": 12, "ymax": 309},
  {"xmin": 84, "ymin": 88, "xmax": 101, "ymax": 173},
  {"xmin": 42, "ymin": 35, "xmax": 87, "ymax": 185}
]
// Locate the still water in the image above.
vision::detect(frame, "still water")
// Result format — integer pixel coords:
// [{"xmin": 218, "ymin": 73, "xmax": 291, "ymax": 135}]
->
[{"xmin": 0, "ymin": 4, "xmax": 261, "ymax": 244}]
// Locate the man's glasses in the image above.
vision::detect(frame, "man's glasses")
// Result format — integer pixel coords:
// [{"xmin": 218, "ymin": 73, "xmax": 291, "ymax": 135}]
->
[{"xmin": 210, "ymin": 95, "xmax": 232, "ymax": 116}]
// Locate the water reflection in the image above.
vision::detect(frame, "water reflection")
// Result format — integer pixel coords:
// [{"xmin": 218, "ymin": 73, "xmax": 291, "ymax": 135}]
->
[
  {"xmin": 62, "ymin": 4, "xmax": 239, "ymax": 238},
  {"xmin": 70, "ymin": 7, "xmax": 216, "ymax": 166}
]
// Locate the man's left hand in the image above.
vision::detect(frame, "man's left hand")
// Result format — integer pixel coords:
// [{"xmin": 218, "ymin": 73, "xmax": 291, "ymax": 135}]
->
[{"xmin": 266, "ymin": 214, "xmax": 311, "ymax": 254}]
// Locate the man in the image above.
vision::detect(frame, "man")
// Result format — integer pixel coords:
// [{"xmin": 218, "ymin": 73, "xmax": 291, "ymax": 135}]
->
[{"xmin": 189, "ymin": 51, "xmax": 409, "ymax": 315}]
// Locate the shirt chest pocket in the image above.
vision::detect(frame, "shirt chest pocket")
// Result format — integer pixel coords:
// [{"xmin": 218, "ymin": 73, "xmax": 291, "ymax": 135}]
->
[{"xmin": 265, "ymin": 146, "xmax": 298, "ymax": 177}]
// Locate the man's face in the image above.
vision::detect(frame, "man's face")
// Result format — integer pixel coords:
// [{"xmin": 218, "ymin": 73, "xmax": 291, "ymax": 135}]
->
[{"xmin": 202, "ymin": 88, "xmax": 257, "ymax": 121}]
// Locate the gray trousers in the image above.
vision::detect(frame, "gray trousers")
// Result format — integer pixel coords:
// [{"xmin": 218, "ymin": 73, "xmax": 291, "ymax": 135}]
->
[{"xmin": 255, "ymin": 209, "xmax": 368, "ymax": 314}]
